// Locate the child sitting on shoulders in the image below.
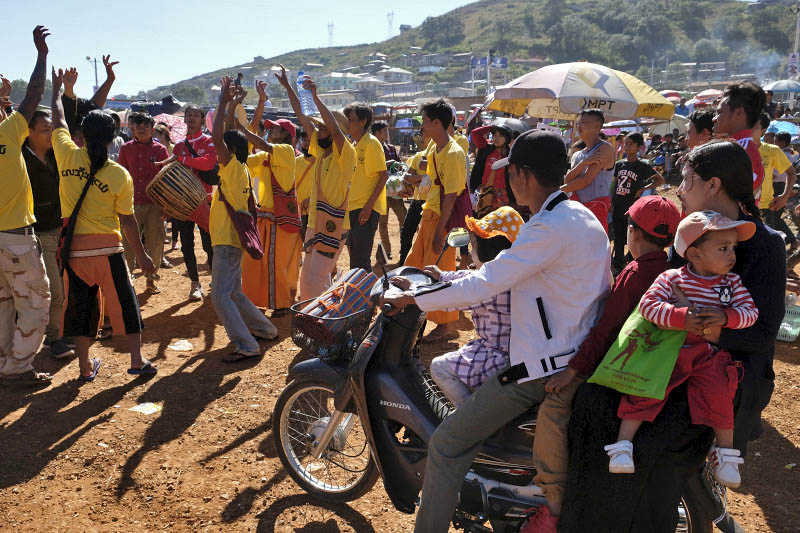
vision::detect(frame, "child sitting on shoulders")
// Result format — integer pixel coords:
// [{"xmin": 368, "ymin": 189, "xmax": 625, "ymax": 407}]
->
[{"xmin": 605, "ymin": 210, "xmax": 758, "ymax": 488}]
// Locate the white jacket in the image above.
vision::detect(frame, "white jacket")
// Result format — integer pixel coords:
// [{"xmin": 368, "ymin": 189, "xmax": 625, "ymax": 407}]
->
[{"xmin": 416, "ymin": 191, "xmax": 611, "ymax": 382}]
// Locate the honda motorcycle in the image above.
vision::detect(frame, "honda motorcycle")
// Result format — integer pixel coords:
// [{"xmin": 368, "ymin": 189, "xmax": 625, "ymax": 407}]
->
[{"xmin": 272, "ymin": 237, "xmax": 725, "ymax": 532}]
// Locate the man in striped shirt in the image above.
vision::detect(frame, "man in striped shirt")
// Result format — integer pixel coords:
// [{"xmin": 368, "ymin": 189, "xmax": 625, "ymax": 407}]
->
[{"xmin": 606, "ymin": 210, "xmax": 758, "ymax": 489}]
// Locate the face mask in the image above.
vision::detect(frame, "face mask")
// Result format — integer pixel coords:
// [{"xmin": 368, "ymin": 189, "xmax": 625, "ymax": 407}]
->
[{"xmin": 317, "ymin": 136, "xmax": 333, "ymax": 149}]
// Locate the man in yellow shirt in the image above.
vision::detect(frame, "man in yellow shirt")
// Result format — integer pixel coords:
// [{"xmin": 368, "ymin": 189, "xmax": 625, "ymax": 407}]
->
[
  {"xmin": 752, "ymin": 113, "xmax": 797, "ymax": 247},
  {"xmin": 405, "ymin": 99, "xmax": 466, "ymax": 342},
  {"xmin": 0, "ymin": 26, "xmax": 55, "ymax": 388},
  {"xmin": 239, "ymin": 119, "xmax": 300, "ymax": 315},
  {"xmin": 51, "ymin": 67, "xmax": 158, "ymax": 383},
  {"xmin": 344, "ymin": 102, "xmax": 388, "ymax": 271},
  {"xmin": 277, "ymin": 67, "xmax": 356, "ymax": 299},
  {"xmin": 209, "ymin": 78, "xmax": 278, "ymax": 362},
  {"xmin": 398, "ymin": 130, "xmax": 432, "ymax": 265},
  {"xmin": 295, "ymin": 129, "xmax": 315, "ymax": 242}
]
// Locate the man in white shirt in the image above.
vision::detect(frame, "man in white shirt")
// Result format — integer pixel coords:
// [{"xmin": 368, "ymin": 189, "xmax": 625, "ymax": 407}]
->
[{"xmin": 385, "ymin": 130, "xmax": 611, "ymax": 533}]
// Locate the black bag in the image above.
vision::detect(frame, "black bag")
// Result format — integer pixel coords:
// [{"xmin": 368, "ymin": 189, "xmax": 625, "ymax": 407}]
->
[
  {"xmin": 56, "ymin": 175, "xmax": 95, "ymax": 274},
  {"xmin": 183, "ymin": 136, "xmax": 220, "ymax": 186}
]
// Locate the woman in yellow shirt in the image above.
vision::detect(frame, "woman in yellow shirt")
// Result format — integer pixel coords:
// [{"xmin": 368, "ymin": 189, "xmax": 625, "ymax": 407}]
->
[{"xmin": 209, "ymin": 77, "xmax": 277, "ymax": 362}]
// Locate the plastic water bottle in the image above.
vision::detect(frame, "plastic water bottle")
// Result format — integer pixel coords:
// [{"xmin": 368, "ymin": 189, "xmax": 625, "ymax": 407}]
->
[{"xmin": 296, "ymin": 71, "xmax": 317, "ymax": 115}]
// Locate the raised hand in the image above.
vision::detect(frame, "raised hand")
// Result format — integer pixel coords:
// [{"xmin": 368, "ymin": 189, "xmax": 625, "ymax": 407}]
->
[
  {"xmin": 33, "ymin": 25, "xmax": 50, "ymax": 54},
  {"xmin": 256, "ymin": 80, "xmax": 268, "ymax": 101},
  {"xmin": 51, "ymin": 67, "xmax": 64, "ymax": 94},
  {"xmin": 102, "ymin": 55, "xmax": 119, "ymax": 80},
  {"xmin": 0, "ymin": 77, "xmax": 10, "ymax": 99},
  {"xmin": 232, "ymin": 86, "xmax": 248, "ymax": 105},
  {"xmin": 63, "ymin": 67, "xmax": 78, "ymax": 90},
  {"xmin": 274, "ymin": 64, "xmax": 289, "ymax": 88},
  {"xmin": 220, "ymin": 76, "xmax": 233, "ymax": 103},
  {"xmin": 301, "ymin": 77, "xmax": 318, "ymax": 95}
]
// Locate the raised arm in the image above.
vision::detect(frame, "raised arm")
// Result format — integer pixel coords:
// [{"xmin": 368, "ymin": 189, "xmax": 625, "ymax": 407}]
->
[
  {"xmin": 18, "ymin": 25, "xmax": 50, "ymax": 122},
  {"xmin": 90, "ymin": 55, "xmax": 118, "ymax": 108},
  {"xmin": 249, "ymin": 80, "xmax": 268, "ymax": 132},
  {"xmin": 306, "ymin": 77, "xmax": 346, "ymax": 152},
  {"xmin": 212, "ymin": 77, "xmax": 234, "ymax": 166},
  {"xmin": 50, "ymin": 67, "xmax": 68, "ymax": 131},
  {"xmin": 275, "ymin": 64, "xmax": 315, "ymax": 137},
  {"xmin": 238, "ymin": 120, "xmax": 273, "ymax": 153}
]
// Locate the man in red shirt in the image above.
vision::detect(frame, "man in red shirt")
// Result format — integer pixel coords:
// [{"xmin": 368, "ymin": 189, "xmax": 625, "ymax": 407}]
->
[
  {"xmin": 712, "ymin": 82, "xmax": 766, "ymax": 203},
  {"xmin": 118, "ymin": 112, "xmax": 170, "ymax": 292},
  {"xmin": 545, "ymin": 195, "xmax": 680, "ymax": 391},
  {"xmin": 157, "ymin": 105, "xmax": 216, "ymax": 301}
]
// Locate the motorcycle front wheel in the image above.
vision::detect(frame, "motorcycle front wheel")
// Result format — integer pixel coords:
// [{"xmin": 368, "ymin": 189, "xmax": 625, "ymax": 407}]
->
[{"xmin": 272, "ymin": 379, "xmax": 379, "ymax": 502}]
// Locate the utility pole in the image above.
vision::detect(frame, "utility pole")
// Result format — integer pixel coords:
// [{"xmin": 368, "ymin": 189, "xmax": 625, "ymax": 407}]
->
[
  {"xmin": 792, "ymin": 5, "xmax": 800, "ymax": 108},
  {"xmin": 85, "ymin": 56, "xmax": 99, "ymax": 93}
]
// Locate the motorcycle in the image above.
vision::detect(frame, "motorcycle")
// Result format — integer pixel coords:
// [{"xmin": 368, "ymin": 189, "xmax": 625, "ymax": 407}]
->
[{"xmin": 272, "ymin": 232, "xmax": 724, "ymax": 532}]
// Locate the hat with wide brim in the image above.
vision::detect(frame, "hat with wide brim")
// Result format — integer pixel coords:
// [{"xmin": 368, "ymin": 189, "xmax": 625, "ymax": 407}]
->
[
  {"xmin": 465, "ymin": 206, "xmax": 524, "ymax": 243},
  {"xmin": 309, "ymin": 111, "xmax": 349, "ymax": 133}
]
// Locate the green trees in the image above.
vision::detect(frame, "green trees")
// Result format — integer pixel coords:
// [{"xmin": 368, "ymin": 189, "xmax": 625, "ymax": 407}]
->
[
  {"xmin": 173, "ymin": 86, "xmax": 207, "ymax": 105},
  {"xmin": 420, "ymin": 13, "xmax": 464, "ymax": 48}
]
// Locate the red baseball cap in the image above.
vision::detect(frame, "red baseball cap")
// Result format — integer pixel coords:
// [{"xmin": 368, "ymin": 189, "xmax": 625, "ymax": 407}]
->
[
  {"xmin": 625, "ymin": 196, "xmax": 681, "ymax": 241},
  {"xmin": 263, "ymin": 118, "xmax": 296, "ymax": 141}
]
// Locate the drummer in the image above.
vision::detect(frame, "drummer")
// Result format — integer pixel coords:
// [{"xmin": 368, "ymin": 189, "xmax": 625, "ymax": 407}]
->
[
  {"xmin": 238, "ymin": 117, "xmax": 301, "ymax": 317},
  {"xmin": 274, "ymin": 65, "xmax": 356, "ymax": 299},
  {"xmin": 157, "ymin": 105, "xmax": 216, "ymax": 302},
  {"xmin": 118, "ymin": 112, "xmax": 170, "ymax": 293}
]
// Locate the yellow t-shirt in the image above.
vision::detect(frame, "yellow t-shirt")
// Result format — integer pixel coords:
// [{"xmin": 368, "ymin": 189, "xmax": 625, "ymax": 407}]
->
[
  {"xmin": 308, "ymin": 130, "xmax": 356, "ymax": 231},
  {"xmin": 453, "ymin": 133, "xmax": 469, "ymax": 155},
  {"xmin": 423, "ymin": 138, "xmax": 466, "ymax": 216},
  {"xmin": 52, "ymin": 128, "xmax": 134, "ymax": 239},
  {"xmin": 247, "ymin": 144, "xmax": 296, "ymax": 211},
  {"xmin": 758, "ymin": 142, "xmax": 792, "ymax": 208},
  {"xmin": 210, "ymin": 158, "xmax": 253, "ymax": 248},
  {"xmin": 347, "ymin": 132, "xmax": 387, "ymax": 215},
  {"xmin": 0, "ymin": 112, "xmax": 35, "ymax": 230},
  {"xmin": 295, "ymin": 154, "xmax": 315, "ymax": 205}
]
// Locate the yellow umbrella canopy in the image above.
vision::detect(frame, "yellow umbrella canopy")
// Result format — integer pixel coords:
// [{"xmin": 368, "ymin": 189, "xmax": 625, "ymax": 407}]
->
[{"xmin": 486, "ymin": 62, "xmax": 675, "ymax": 121}]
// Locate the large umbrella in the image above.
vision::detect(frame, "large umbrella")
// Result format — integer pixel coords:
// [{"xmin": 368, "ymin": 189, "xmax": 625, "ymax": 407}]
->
[
  {"xmin": 696, "ymin": 88, "xmax": 723, "ymax": 100},
  {"xmin": 766, "ymin": 120, "xmax": 799, "ymax": 136},
  {"xmin": 660, "ymin": 90, "xmax": 681, "ymax": 99},
  {"xmin": 764, "ymin": 79, "xmax": 800, "ymax": 93},
  {"xmin": 485, "ymin": 61, "xmax": 674, "ymax": 120},
  {"xmin": 644, "ymin": 114, "xmax": 690, "ymax": 136}
]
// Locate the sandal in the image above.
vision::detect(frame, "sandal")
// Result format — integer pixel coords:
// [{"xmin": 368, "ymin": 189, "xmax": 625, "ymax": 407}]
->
[
  {"xmin": 78, "ymin": 358, "xmax": 102, "ymax": 383},
  {"xmin": 223, "ymin": 350, "xmax": 260, "ymax": 363},
  {"xmin": 3, "ymin": 370, "xmax": 52, "ymax": 388},
  {"xmin": 271, "ymin": 308, "xmax": 290, "ymax": 318},
  {"xmin": 96, "ymin": 327, "xmax": 112, "ymax": 341},
  {"xmin": 128, "ymin": 360, "xmax": 158, "ymax": 375}
]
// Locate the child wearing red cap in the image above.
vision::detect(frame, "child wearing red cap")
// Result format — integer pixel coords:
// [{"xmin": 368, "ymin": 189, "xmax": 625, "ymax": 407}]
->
[{"xmin": 606, "ymin": 210, "xmax": 759, "ymax": 488}]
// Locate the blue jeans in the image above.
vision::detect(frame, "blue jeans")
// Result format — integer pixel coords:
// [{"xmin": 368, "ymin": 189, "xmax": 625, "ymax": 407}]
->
[{"xmin": 211, "ymin": 245, "xmax": 277, "ymax": 354}]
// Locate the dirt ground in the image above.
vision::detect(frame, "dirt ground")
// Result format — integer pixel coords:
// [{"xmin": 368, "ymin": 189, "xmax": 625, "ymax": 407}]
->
[{"xmin": 1, "ymin": 205, "xmax": 798, "ymax": 533}]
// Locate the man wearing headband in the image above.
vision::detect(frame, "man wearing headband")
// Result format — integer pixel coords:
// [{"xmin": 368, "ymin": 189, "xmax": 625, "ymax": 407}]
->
[{"xmin": 385, "ymin": 130, "xmax": 611, "ymax": 532}]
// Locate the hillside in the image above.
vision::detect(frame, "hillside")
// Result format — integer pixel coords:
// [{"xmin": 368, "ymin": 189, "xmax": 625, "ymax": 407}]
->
[{"xmin": 145, "ymin": 0, "xmax": 798, "ymax": 104}]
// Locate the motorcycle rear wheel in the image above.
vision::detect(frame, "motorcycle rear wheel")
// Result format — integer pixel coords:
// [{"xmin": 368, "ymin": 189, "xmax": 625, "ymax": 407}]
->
[{"xmin": 273, "ymin": 379, "xmax": 379, "ymax": 502}]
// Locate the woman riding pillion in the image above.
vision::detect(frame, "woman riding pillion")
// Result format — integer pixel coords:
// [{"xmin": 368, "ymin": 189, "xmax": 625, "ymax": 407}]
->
[{"xmin": 383, "ymin": 130, "xmax": 611, "ymax": 533}]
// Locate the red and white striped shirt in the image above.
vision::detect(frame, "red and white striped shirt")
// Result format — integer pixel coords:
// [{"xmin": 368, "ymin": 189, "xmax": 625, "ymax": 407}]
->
[{"xmin": 639, "ymin": 266, "xmax": 758, "ymax": 331}]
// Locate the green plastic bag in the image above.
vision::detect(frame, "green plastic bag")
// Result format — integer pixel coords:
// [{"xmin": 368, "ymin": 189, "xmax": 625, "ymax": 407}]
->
[{"xmin": 588, "ymin": 308, "xmax": 687, "ymax": 399}]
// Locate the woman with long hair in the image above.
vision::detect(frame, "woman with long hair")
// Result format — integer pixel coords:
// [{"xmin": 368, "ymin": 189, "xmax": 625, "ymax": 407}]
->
[
  {"xmin": 560, "ymin": 140, "xmax": 785, "ymax": 532},
  {"xmin": 50, "ymin": 67, "xmax": 158, "ymax": 382}
]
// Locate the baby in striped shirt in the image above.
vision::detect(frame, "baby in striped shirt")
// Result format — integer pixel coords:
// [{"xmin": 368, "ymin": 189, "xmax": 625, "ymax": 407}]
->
[{"xmin": 605, "ymin": 210, "xmax": 758, "ymax": 488}]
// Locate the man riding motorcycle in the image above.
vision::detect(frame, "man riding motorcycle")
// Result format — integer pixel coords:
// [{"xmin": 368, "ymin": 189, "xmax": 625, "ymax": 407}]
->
[{"xmin": 383, "ymin": 130, "xmax": 612, "ymax": 532}]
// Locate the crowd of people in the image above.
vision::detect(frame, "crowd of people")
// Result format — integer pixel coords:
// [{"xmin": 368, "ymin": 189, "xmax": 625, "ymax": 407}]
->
[{"xmin": 0, "ymin": 25, "xmax": 790, "ymax": 533}]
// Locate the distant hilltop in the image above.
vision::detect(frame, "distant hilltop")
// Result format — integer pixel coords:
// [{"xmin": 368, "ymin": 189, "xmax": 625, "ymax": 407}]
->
[{"xmin": 138, "ymin": 0, "xmax": 797, "ymax": 108}]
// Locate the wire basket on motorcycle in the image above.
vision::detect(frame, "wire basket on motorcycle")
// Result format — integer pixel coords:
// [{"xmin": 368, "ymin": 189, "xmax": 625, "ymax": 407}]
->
[{"xmin": 290, "ymin": 268, "xmax": 378, "ymax": 361}]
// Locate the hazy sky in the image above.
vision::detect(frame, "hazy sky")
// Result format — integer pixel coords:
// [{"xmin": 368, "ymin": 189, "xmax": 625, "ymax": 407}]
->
[{"xmin": 4, "ymin": 0, "xmax": 473, "ymax": 96}]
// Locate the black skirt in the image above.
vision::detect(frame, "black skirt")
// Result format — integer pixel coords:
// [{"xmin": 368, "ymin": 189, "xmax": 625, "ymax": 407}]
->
[{"xmin": 559, "ymin": 382, "xmax": 714, "ymax": 533}]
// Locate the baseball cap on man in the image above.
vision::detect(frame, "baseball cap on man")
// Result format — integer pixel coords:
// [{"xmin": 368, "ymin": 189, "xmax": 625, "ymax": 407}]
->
[
  {"xmin": 674, "ymin": 210, "xmax": 756, "ymax": 258},
  {"xmin": 626, "ymin": 196, "xmax": 681, "ymax": 241},
  {"xmin": 264, "ymin": 118, "xmax": 296, "ymax": 141},
  {"xmin": 491, "ymin": 129, "xmax": 568, "ymax": 171}
]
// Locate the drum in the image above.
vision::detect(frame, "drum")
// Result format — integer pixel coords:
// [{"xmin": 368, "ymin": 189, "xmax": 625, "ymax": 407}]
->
[{"xmin": 146, "ymin": 162, "xmax": 206, "ymax": 221}]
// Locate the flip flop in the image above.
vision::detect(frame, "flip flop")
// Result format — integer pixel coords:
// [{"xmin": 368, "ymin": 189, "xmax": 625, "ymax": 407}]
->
[
  {"xmin": 223, "ymin": 350, "xmax": 260, "ymax": 363},
  {"xmin": 128, "ymin": 360, "xmax": 158, "ymax": 375},
  {"xmin": 3, "ymin": 370, "xmax": 52, "ymax": 388},
  {"xmin": 78, "ymin": 358, "xmax": 102, "ymax": 383},
  {"xmin": 270, "ymin": 308, "xmax": 290, "ymax": 318},
  {"xmin": 252, "ymin": 332, "xmax": 279, "ymax": 342}
]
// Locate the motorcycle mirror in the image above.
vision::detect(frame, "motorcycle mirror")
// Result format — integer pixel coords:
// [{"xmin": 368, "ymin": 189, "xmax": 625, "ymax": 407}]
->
[
  {"xmin": 375, "ymin": 243, "xmax": 391, "ymax": 290},
  {"xmin": 446, "ymin": 228, "xmax": 471, "ymax": 249}
]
